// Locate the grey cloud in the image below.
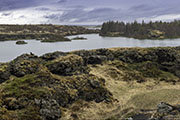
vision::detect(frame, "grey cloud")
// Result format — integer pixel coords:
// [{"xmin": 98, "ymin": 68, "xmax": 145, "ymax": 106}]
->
[
  {"xmin": 57, "ymin": 0, "xmax": 67, "ymax": 4},
  {"xmin": 19, "ymin": 15, "xmax": 26, "ymax": 18},
  {"xmin": 35, "ymin": 7, "xmax": 51, "ymax": 11},
  {"xmin": 129, "ymin": 4, "xmax": 154, "ymax": 12},
  {"xmin": 1, "ymin": 12, "xmax": 11, "ymax": 16},
  {"xmin": 1, "ymin": 0, "xmax": 180, "ymax": 24},
  {"xmin": 58, "ymin": 7, "xmax": 121, "ymax": 23},
  {"xmin": 0, "ymin": 0, "xmax": 36, "ymax": 11},
  {"xmin": 0, "ymin": 0, "xmax": 58, "ymax": 11}
]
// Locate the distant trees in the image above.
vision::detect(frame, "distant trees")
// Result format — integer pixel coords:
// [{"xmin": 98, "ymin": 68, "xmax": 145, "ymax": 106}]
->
[{"xmin": 100, "ymin": 20, "xmax": 180, "ymax": 39}]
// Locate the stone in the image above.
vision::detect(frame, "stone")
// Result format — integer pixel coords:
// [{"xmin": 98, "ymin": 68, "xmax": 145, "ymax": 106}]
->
[
  {"xmin": 36, "ymin": 99, "xmax": 61, "ymax": 120},
  {"xmin": 157, "ymin": 102, "xmax": 174, "ymax": 113}
]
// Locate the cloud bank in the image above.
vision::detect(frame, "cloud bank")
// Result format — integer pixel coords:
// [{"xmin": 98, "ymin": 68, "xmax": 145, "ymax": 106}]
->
[{"xmin": 0, "ymin": 0, "xmax": 179, "ymax": 24}]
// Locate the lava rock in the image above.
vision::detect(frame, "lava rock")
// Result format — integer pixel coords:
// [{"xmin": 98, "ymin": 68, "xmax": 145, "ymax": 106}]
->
[
  {"xmin": 46, "ymin": 54, "xmax": 87, "ymax": 75},
  {"xmin": 9, "ymin": 54, "xmax": 40, "ymax": 77},
  {"xmin": 40, "ymin": 51, "xmax": 67, "ymax": 61},
  {"xmin": 0, "ymin": 64, "xmax": 10, "ymax": 84},
  {"xmin": 157, "ymin": 102, "xmax": 174, "ymax": 113},
  {"xmin": 35, "ymin": 99, "xmax": 61, "ymax": 120}
]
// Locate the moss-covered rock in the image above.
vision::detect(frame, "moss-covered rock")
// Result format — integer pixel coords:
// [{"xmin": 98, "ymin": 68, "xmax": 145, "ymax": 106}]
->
[
  {"xmin": 46, "ymin": 54, "xmax": 88, "ymax": 75},
  {"xmin": 0, "ymin": 60, "xmax": 112, "ymax": 119},
  {"xmin": 0, "ymin": 64, "xmax": 10, "ymax": 84},
  {"xmin": 9, "ymin": 54, "xmax": 41, "ymax": 77},
  {"xmin": 40, "ymin": 51, "xmax": 67, "ymax": 61}
]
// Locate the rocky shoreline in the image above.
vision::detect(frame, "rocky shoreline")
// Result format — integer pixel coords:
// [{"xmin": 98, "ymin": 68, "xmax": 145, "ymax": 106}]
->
[
  {"xmin": 1, "ymin": 46, "xmax": 180, "ymax": 119},
  {"xmin": 0, "ymin": 25, "xmax": 99, "ymax": 42}
]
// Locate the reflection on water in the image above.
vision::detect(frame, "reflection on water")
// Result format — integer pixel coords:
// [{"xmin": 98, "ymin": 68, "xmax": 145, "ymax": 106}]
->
[{"xmin": 1, "ymin": 34, "xmax": 180, "ymax": 62}]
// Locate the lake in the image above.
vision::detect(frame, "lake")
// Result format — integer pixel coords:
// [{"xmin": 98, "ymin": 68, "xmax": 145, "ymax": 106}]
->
[{"xmin": 1, "ymin": 34, "xmax": 180, "ymax": 62}]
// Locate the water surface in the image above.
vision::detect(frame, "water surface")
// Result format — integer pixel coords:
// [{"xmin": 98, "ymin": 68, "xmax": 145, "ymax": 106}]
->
[{"xmin": 1, "ymin": 34, "xmax": 180, "ymax": 62}]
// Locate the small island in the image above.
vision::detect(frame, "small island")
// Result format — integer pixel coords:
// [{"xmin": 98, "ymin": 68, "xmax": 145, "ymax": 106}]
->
[
  {"xmin": 71, "ymin": 36, "xmax": 87, "ymax": 40},
  {"xmin": 16, "ymin": 40, "xmax": 28, "ymax": 45},
  {"xmin": 100, "ymin": 20, "xmax": 180, "ymax": 39},
  {"xmin": 40, "ymin": 35, "xmax": 71, "ymax": 43}
]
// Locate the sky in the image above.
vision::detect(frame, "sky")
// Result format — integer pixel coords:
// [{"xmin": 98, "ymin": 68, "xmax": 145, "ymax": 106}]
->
[{"xmin": 0, "ymin": 0, "xmax": 180, "ymax": 25}]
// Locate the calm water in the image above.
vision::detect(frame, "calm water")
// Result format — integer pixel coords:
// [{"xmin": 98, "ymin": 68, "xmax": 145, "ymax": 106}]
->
[{"xmin": 1, "ymin": 34, "xmax": 180, "ymax": 62}]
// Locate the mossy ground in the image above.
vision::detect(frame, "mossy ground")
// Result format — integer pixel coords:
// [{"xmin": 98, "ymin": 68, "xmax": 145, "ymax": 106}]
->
[{"xmin": 1, "ymin": 47, "xmax": 180, "ymax": 119}]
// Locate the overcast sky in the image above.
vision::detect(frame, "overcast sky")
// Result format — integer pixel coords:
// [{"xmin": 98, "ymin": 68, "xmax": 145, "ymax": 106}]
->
[{"xmin": 0, "ymin": 0, "xmax": 179, "ymax": 25}]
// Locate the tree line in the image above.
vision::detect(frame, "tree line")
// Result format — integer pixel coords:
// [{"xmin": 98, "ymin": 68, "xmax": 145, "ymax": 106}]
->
[{"xmin": 100, "ymin": 20, "xmax": 180, "ymax": 39}]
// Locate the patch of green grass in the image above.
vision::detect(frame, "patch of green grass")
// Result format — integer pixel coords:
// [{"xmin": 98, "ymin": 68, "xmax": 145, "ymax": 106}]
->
[
  {"xmin": 0, "ymin": 64, "xmax": 8, "ymax": 72},
  {"xmin": 2, "ymin": 74, "xmax": 48, "ymax": 98}
]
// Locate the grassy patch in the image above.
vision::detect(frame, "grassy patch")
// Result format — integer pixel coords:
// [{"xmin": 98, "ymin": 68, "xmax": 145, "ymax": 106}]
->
[
  {"xmin": 128, "ymin": 89, "xmax": 180, "ymax": 109},
  {"xmin": 2, "ymin": 74, "xmax": 48, "ymax": 98}
]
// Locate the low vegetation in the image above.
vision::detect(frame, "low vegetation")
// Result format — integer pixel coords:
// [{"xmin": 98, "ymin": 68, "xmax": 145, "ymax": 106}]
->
[{"xmin": 1, "ymin": 46, "xmax": 180, "ymax": 119}]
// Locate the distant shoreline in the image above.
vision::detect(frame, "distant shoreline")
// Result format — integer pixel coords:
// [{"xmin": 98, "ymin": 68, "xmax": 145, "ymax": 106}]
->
[{"xmin": 0, "ymin": 24, "xmax": 99, "ymax": 42}]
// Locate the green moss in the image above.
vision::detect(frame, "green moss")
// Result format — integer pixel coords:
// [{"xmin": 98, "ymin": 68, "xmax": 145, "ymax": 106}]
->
[
  {"xmin": 0, "ymin": 64, "xmax": 8, "ymax": 72},
  {"xmin": 2, "ymin": 75, "xmax": 48, "ymax": 98}
]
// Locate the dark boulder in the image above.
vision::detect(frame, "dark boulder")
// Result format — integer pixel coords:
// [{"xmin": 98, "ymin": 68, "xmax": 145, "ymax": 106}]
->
[
  {"xmin": 154, "ymin": 48, "xmax": 176, "ymax": 63},
  {"xmin": 95, "ymin": 48, "xmax": 114, "ymax": 61},
  {"xmin": 35, "ymin": 99, "xmax": 61, "ymax": 120},
  {"xmin": 73, "ymin": 49, "xmax": 114, "ymax": 64},
  {"xmin": 157, "ymin": 102, "xmax": 174, "ymax": 113},
  {"xmin": 46, "ymin": 54, "xmax": 88, "ymax": 76},
  {"xmin": 84, "ymin": 55, "xmax": 107, "ymax": 64},
  {"xmin": 9, "ymin": 54, "xmax": 40, "ymax": 77},
  {"xmin": 0, "ymin": 64, "xmax": 10, "ymax": 84},
  {"xmin": 40, "ymin": 51, "xmax": 67, "ymax": 61},
  {"xmin": 114, "ymin": 50, "xmax": 144, "ymax": 63},
  {"xmin": 77, "ymin": 75, "xmax": 112, "ymax": 103}
]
